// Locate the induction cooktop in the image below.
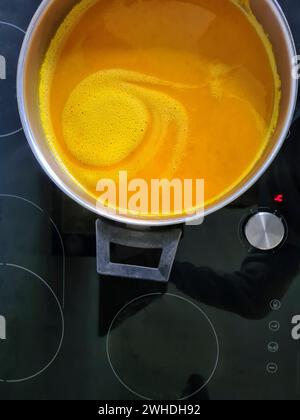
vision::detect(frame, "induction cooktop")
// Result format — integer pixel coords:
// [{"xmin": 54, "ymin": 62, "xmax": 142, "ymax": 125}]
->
[{"xmin": 0, "ymin": 0, "xmax": 300, "ymax": 401}]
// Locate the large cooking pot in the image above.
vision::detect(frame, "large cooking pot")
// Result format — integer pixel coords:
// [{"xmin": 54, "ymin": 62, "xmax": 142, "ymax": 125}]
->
[{"xmin": 17, "ymin": 0, "xmax": 298, "ymax": 282}]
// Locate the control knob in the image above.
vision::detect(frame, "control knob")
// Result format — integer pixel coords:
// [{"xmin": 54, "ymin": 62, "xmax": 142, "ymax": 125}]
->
[{"xmin": 244, "ymin": 211, "xmax": 286, "ymax": 251}]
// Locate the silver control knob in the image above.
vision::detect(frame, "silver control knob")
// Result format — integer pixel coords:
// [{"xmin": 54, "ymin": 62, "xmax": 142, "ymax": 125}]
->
[{"xmin": 244, "ymin": 212, "xmax": 286, "ymax": 251}]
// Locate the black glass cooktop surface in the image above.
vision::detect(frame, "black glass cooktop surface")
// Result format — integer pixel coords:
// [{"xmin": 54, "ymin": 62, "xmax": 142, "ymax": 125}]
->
[{"xmin": 0, "ymin": 0, "xmax": 300, "ymax": 401}]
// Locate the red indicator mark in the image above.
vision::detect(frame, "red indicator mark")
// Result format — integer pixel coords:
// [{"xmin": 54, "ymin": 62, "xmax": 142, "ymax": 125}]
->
[{"xmin": 274, "ymin": 194, "xmax": 284, "ymax": 203}]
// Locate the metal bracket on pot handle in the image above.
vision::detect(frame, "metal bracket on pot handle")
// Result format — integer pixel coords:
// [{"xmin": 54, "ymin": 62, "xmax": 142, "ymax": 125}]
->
[{"xmin": 96, "ymin": 219, "xmax": 182, "ymax": 282}]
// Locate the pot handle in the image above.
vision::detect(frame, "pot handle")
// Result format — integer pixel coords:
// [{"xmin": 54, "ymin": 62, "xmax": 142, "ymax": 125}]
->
[{"xmin": 96, "ymin": 219, "xmax": 182, "ymax": 282}]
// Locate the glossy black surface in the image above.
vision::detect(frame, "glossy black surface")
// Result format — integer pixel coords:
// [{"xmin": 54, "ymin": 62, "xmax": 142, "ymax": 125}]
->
[{"xmin": 0, "ymin": 0, "xmax": 300, "ymax": 400}]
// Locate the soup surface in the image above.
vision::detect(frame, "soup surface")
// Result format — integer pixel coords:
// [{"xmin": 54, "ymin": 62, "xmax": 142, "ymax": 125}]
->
[{"xmin": 40, "ymin": 0, "xmax": 281, "ymax": 217}]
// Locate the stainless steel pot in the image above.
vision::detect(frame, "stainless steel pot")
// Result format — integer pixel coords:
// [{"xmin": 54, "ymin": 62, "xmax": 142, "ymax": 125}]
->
[{"xmin": 17, "ymin": 0, "xmax": 298, "ymax": 281}]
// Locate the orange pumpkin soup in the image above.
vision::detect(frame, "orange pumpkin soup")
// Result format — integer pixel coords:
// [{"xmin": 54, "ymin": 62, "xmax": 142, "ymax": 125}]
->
[{"xmin": 39, "ymin": 0, "xmax": 281, "ymax": 217}]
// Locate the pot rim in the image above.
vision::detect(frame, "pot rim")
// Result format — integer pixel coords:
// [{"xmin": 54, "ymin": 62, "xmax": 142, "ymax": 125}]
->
[{"xmin": 17, "ymin": 0, "xmax": 298, "ymax": 227}]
